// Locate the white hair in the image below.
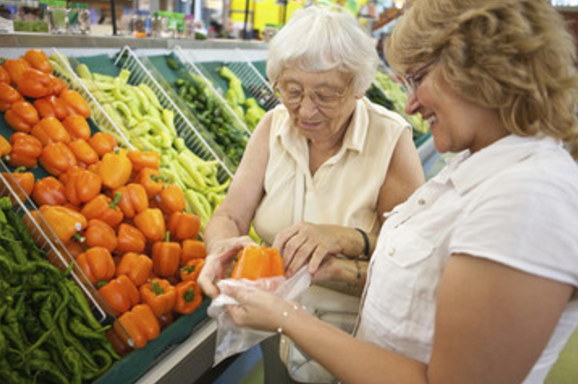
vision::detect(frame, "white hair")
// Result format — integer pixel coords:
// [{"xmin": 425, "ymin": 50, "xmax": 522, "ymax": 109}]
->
[{"xmin": 266, "ymin": 6, "xmax": 378, "ymax": 94}]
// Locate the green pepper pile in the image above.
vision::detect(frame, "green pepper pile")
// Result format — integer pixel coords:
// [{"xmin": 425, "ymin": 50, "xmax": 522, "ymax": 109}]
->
[{"xmin": 0, "ymin": 197, "xmax": 120, "ymax": 384}]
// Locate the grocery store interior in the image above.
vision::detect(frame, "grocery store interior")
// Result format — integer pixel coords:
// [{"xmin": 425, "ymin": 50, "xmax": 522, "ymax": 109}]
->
[{"xmin": 1, "ymin": 0, "xmax": 578, "ymax": 383}]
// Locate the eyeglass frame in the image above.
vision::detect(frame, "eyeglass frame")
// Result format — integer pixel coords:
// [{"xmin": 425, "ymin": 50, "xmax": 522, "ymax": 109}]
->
[
  {"xmin": 273, "ymin": 77, "xmax": 353, "ymax": 109},
  {"xmin": 403, "ymin": 59, "xmax": 438, "ymax": 95}
]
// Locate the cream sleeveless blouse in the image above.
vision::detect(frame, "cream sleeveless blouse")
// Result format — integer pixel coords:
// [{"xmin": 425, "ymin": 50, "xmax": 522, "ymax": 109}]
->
[{"xmin": 253, "ymin": 97, "xmax": 410, "ymax": 245}]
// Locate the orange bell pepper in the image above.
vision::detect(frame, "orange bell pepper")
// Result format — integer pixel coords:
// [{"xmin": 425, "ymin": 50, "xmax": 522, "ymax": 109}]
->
[
  {"xmin": 76, "ymin": 246, "xmax": 116, "ymax": 285},
  {"xmin": 48, "ymin": 74, "xmax": 68, "ymax": 96},
  {"xmin": 0, "ymin": 82, "xmax": 23, "ymax": 112},
  {"xmin": 23, "ymin": 49, "xmax": 53, "ymax": 74},
  {"xmin": 33, "ymin": 95, "xmax": 69, "ymax": 120},
  {"xmin": 179, "ymin": 258, "xmax": 204, "ymax": 282},
  {"xmin": 8, "ymin": 132, "xmax": 43, "ymax": 169},
  {"xmin": 115, "ymin": 183, "xmax": 149, "ymax": 219},
  {"xmin": 31, "ymin": 176, "xmax": 67, "ymax": 206},
  {"xmin": 64, "ymin": 168, "xmax": 102, "ymax": 205},
  {"xmin": 84, "ymin": 219, "xmax": 118, "ymax": 253},
  {"xmin": 152, "ymin": 231, "xmax": 181, "ymax": 278},
  {"xmin": 81, "ymin": 193, "xmax": 124, "ymax": 228},
  {"xmin": 116, "ymin": 251, "xmax": 153, "ymax": 287},
  {"xmin": 98, "ymin": 275, "xmax": 140, "ymax": 315},
  {"xmin": 62, "ymin": 114, "xmax": 91, "ymax": 141},
  {"xmin": 116, "ymin": 223, "xmax": 147, "ymax": 254},
  {"xmin": 133, "ymin": 208, "xmax": 165, "ymax": 242},
  {"xmin": 58, "ymin": 165, "xmax": 83, "ymax": 185},
  {"xmin": 99, "ymin": 151, "xmax": 133, "ymax": 190},
  {"xmin": 134, "ymin": 168, "xmax": 164, "ymax": 198},
  {"xmin": 39, "ymin": 142, "xmax": 78, "ymax": 176},
  {"xmin": 127, "ymin": 150, "xmax": 160, "ymax": 171},
  {"xmin": 4, "ymin": 100, "xmax": 39, "ymax": 133},
  {"xmin": 18, "ymin": 68, "xmax": 53, "ymax": 99},
  {"xmin": 68, "ymin": 139, "xmax": 99, "ymax": 167},
  {"xmin": 167, "ymin": 211, "xmax": 200, "ymax": 241},
  {"xmin": 157, "ymin": 184, "xmax": 186, "ymax": 215},
  {"xmin": 60, "ymin": 89, "xmax": 91, "ymax": 118},
  {"xmin": 38, "ymin": 204, "xmax": 87, "ymax": 243},
  {"xmin": 139, "ymin": 278, "xmax": 177, "ymax": 317},
  {"xmin": 174, "ymin": 280, "xmax": 202, "ymax": 315},
  {"xmin": 88, "ymin": 132, "xmax": 117, "ymax": 158},
  {"xmin": 0, "ymin": 66, "xmax": 10, "ymax": 84},
  {"xmin": 0, "ymin": 135, "xmax": 11, "ymax": 158},
  {"xmin": 31, "ymin": 116, "xmax": 71, "ymax": 146},
  {"xmin": 181, "ymin": 240, "xmax": 207, "ymax": 266},
  {"xmin": 231, "ymin": 245, "xmax": 285, "ymax": 280},
  {"xmin": 1, "ymin": 168, "xmax": 34, "ymax": 202},
  {"xmin": 114, "ymin": 304, "xmax": 160, "ymax": 348},
  {"xmin": 3, "ymin": 58, "xmax": 31, "ymax": 85}
]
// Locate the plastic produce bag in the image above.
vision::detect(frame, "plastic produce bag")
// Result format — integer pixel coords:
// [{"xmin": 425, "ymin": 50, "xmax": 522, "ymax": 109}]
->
[{"xmin": 208, "ymin": 267, "xmax": 311, "ymax": 365}]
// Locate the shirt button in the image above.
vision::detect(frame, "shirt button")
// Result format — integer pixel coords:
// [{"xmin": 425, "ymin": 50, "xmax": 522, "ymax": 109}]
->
[
  {"xmin": 388, "ymin": 247, "xmax": 396, "ymax": 256},
  {"xmin": 418, "ymin": 198, "xmax": 426, "ymax": 205}
]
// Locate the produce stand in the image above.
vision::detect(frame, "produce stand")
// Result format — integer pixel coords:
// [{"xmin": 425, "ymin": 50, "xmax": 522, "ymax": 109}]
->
[{"xmin": 0, "ymin": 33, "xmax": 436, "ymax": 384}]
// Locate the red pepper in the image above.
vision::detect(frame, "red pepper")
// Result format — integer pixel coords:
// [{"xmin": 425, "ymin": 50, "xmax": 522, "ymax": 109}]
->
[
  {"xmin": 23, "ymin": 49, "xmax": 53, "ymax": 74},
  {"xmin": 62, "ymin": 114, "xmax": 91, "ymax": 141},
  {"xmin": 167, "ymin": 211, "xmax": 200, "ymax": 241},
  {"xmin": 88, "ymin": 132, "xmax": 117, "ymax": 158},
  {"xmin": 174, "ymin": 280, "xmax": 202, "ymax": 315},
  {"xmin": 4, "ymin": 100, "xmax": 39, "ymax": 133},
  {"xmin": 98, "ymin": 275, "xmax": 140, "ymax": 315},
  {"xmin": 76, "ymin": 246, "xmax": 116, "ymax": 285},
  {"xmin": 68, "ymin": 139, "xmax": 99, "ymax": 167},
  {"xmin": 81, "ymin": 193, "xmax": 124, "ymax": 228},
  {"xmin": 116, "ymin": 252, "xmax": 153, "ymax": 287},
  {"xmin": 114, "ymin": 304, "xmax": 160, "ymax": 348},
  {"xmin": 60, "ymin": 89, "xmax": 91, "ymax": 118},
  {"xmin": 84, "ymin": 219, "xmax": 118, "ymax": 253},
  {"xmin": 116, "ymin": 223, "xmax": 147, "ymax": 254},
  {"xmin": 65, "ymin": 168, "xmax": 102, "ymax": 206},
  {"xmin": 115, "ymin": 183, "xmax": 149, "ymax": 219},
  {"xmin": 157, "ymin": 184, "xmax": 186, "ymax": 215},
  {"xmin": 39, "ymin": 142, "xmax": 78, "ymax": 176},
  {"xmin": 3, "ymin": 58, "xmax": 31, "ymax": 85},
  {"xmin": 152, "ymin": 231, "xmax": 181, "ymax": 278},
  {"xmin": 31, "ymin": 176, "xmax": 67, "ymax": 206},
  {"xmin": 0, "ymin": 82, "xmax": 23, "ymax": 112},
  {"xmin": 8, "ymin": 132, "xmax": 43, "ymax": 169},
  {"xmin": 18, "ymin": 68, "xmax": 53, "ymax": 99},
  {"xmin": 33, "ymin": 95, "xmax": 69, "ymax": 120},
  {"xmin": 133, "ymin": 208, "xmax": 165, "ymax": 242},
  {"xmin": 31, "ymin": 116, "xmax": 71, "ymax": 146}
]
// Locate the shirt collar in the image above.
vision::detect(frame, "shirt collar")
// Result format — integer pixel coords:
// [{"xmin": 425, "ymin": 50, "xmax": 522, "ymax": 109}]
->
[{"xmin": 447, "ymin": 134, "xmax": 562, "ymax": 194}]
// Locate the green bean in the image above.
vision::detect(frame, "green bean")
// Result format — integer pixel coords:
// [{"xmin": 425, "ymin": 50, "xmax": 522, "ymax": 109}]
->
[
  {"xmin": 62, "ymin": 347, "xmax": 82, "ymax": 384},
  {"xmin": 63, "ymin": 279, "xmax": 103, "ymax": 331}
]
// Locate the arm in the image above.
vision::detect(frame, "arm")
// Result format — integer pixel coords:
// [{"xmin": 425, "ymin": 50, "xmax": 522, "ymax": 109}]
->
[
  {"xmin": 277, "ymin": 128, "xmax": 425, "ymax": 277},
  {"xmin": 198, "ymin": 112, "xmax": 272, "ymax": 298},
  {"xmin": 226, "ymin": 254, "xmax": 574, "ymax": 384}
]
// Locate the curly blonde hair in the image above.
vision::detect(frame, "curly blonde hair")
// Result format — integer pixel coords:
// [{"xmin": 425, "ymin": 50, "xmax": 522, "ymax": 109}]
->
[{"xmin": 386, "ymin": 0, "xmax": 578, "ymax": 158}]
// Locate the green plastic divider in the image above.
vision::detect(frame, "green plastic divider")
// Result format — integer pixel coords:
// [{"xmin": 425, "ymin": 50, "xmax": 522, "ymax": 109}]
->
[{"xmin": 252, "ymin": 60, "xmax": 267, "ymax": 79}]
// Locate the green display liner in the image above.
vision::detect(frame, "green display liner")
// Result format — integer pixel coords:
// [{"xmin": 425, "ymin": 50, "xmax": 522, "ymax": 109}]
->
[{"xmin": 94, "ymin": 299, "xmax": 211, "ymax": 384}]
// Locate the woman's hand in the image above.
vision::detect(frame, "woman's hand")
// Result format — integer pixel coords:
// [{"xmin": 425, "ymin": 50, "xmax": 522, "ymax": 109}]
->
[
  {"xmin": 311, "ymin": 257, "xmax": 366, "ymax": 287},
  {"xmin": 223, "ymin": 284, "xmax": 300, "ymax": 333},
  {"xmin": 273, "ymin": 223, "xmax": 343, "ymax": 277},
  {"xmin": 197, "ymin": 235, "xmax": 255, "ymax": 298}
]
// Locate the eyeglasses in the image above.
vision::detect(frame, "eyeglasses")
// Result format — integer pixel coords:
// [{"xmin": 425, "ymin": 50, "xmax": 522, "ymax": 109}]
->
[
  {"xmin": 274, "ymin": 79, "xmax": 352, "ymax": 109},
  {"xmin": 403, "ymin": 59, "xmax": 438, "ymax": 95}
]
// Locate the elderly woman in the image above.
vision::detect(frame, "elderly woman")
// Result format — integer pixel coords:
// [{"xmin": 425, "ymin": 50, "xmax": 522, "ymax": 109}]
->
[
  {"xmin": 198, "ymin": 6, "xmax": 425, "ymax": 383},
  {"xmin": 222, "ymin": 1, "xmax": 578, "ymax": 384}
]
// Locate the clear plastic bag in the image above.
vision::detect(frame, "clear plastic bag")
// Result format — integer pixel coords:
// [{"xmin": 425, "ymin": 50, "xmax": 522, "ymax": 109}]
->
[{"xmin": 208, "ymin": 268, "xmax": 312, "ymax": 365}]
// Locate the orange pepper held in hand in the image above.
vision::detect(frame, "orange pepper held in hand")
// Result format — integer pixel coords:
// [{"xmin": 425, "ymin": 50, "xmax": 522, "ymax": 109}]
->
[
  {"xmin": 174, "ymin": 280, "xmax": 202, "ymax": 315},
  {"xmin": 99, "ymin": 151, "xmax": 132, "ymax": 190},
  {"xmin": 76, "ymin": 246, "xmax": 116, "ymax": 285},
  {"xmin": 99, "ymin": 275, "xmax": 140, "ymax": 315},
  {"xmin": 139, "ymin": 279, "xmax": 177, "ymax": 317},
  {"xmin": 116, "ymin": 251, "xmax": 152, "ymax": 287},
  {"xmin": 4, "ymin": 100, "xmax": 39, "ymax": 133},
  {"xmin": 31, "ymin": 176, "xmax": 67, "ymax": 206},
  {"xmin": 152, "ymin": 231, "xmax": 181, "ymax": 278},
  {"xmin": 8, "ymin": 132, "xmax": 42, "ymax": 169},
  {"xmin": 231, "ymin": 245, "xmax": 285, "ymax": 280},
  {"xmin": 114, "ymin": 304, "xmax": 160, "ymax": 348}
]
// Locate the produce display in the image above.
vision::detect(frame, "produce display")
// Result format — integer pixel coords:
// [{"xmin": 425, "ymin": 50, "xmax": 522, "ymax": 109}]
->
[{"xmin": 0, "ymin": 49, "xmax": 211, "ymax": 382}]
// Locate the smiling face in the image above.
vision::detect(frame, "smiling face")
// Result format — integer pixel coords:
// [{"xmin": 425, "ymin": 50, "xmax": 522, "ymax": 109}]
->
[
  {"xmin": 404, "ymin": 64, "xmax": 507, "ymax": 155},
  {"xmin": 277, "ymin": 68, "xmax": 359, "ymax": 143}
]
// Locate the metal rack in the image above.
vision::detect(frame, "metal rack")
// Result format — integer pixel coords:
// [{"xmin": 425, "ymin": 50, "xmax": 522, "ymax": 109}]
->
[{"xmin": 113, "ymin": 46, "xmax": 235, "ymax": 181}]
